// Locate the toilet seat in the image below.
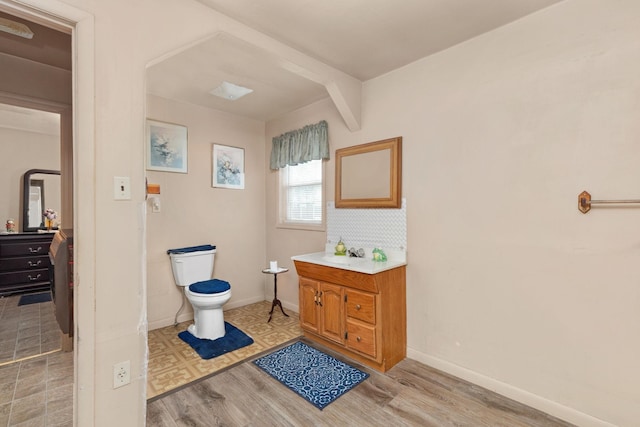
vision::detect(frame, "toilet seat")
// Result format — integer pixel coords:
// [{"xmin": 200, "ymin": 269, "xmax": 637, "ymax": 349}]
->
[{"xmin": 188, "ymin": 279, "xmax": 231, "ymax": 294}]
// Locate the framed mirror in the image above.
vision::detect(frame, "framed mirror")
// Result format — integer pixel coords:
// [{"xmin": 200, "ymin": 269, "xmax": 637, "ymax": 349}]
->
[
  {"xmin": 335, "ymin": 136, "xmax": 402, "ymax": 208},
  {"xmin": 22, "ymin": 169, "xmax": 61, "ymax": 232}
]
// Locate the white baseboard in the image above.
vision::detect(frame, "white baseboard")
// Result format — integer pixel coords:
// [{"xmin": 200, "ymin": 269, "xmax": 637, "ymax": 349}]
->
[
  {"xmin": 148, "ymin": 312, "xmax": 193, "ymax": 331},
  {"xmin": 406, "ymin": 348, "xmax": 616, "ymax": 427},
  {"xmin": 225, "ymin": 295, "xmax": 265, "ymax": 310},
  {"xmin": 264, "ymin": 294, "xmax": 299, "ymax": 314}
]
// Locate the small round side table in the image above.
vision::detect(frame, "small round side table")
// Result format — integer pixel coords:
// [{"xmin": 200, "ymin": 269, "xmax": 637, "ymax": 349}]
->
[{"xmin": 262, "ymin": 267, "xmax": 289, "ymax": 322}]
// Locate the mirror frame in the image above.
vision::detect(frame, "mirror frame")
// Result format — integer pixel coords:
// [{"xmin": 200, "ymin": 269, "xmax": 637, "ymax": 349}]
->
[
  {"xmin": 22, "ymin": 169, "xmax": 61, "ymax": 232},
  {"xmin": 335, "ymin": 136, "xmax": 402, "ymax": 208}
]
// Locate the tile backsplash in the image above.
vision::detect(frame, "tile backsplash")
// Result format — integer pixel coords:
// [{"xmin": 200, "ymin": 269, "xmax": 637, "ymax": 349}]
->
[{"xmin": 326, "ymin": 198, "xmax": 407, "ymax": 252}]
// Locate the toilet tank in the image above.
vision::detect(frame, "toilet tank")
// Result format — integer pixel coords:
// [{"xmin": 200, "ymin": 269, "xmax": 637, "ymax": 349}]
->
[{"xmin": 167, "ymin": 245, "xmax": 216, "ymax": 287}]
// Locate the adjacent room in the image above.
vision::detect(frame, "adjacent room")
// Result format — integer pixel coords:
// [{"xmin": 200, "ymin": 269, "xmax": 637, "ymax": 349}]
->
[{"xmin": 1, "ymin": 0, "xmax": 638, "ymax": 426}]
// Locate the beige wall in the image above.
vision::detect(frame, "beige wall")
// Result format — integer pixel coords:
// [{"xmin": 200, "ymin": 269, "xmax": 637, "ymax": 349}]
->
[
  {"xmin": 146, "ymin": 94, "xmax": 266, "ymax": 329},
  {"xmin": 75, "ymin": 1, "xmax": 271, "ymax": 423},
  {"xmin": 8, "ymin": 0, "xmax": 265, "ymax": 425},
  {"xmin": 265, "ymin": 98, "xmax": 358, "ymax": 309},
  {"xmin": 267, "ymin": 1, "xmax": 640, "ymax": 426},
  {"xmin": 0, "ymin": 127, "xmax": 60, "ymax": 228}
]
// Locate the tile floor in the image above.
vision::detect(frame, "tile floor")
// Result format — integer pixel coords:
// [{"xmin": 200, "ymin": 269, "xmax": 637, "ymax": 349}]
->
[
  {"xmin": 0, "ymin": 351, "xmax": 74, "ymax": 426},
  {"xmin": 0, "ymin": 293, "xmax": 71, "ymax": 426},
  {"xmin": 147, "ymin": 300, "xmax": 303, "ymax": 399},
  {"xmin": 0, "ymin": 294, "xmax": 61, "ymax": 364}
]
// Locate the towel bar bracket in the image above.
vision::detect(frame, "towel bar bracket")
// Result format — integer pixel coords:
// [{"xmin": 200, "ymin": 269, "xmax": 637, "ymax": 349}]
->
[
  {"xmin": 578, "ymin": 191, "xmax": 591, "ymax": 213},
  {"xmin": 578, "ymin": 190, "xmax": 640, "ymax": 213}
]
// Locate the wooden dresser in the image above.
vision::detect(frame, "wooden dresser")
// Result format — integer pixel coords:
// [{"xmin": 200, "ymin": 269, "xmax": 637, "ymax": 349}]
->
[
  {"xmin": 294, "ymin": 260, "xmax": 406, "ymax": 372},
  {"xmin": 0, "ymin": 233, "xmax": 55, "ymax": 296}
]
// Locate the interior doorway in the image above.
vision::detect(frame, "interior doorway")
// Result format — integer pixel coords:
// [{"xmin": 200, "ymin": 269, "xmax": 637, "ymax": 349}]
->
[
  {"xmin": 0, "ymin": 6, "xmax": 76, "ymax": 425},
  {"xmin": 0, "ymin": 104, "xmax": 63, "ymax": 363},
  {"xmin": 1, "ymin": 0, "xmax": 97, "ymax": 424}
]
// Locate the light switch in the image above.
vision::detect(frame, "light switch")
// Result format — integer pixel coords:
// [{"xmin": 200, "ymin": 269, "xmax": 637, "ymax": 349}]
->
[
  {"xmin": 114, "ymin": 176, "xmax": 131, "ymax": 200},
  {"xmin": 150, "ymin": 196, "xmax": 161, "ymax": 213}
]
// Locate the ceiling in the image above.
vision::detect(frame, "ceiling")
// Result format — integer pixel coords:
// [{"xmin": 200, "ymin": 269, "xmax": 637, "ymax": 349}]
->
[
  {"xmin": 0, "ymin": 10, "xmax": 71, "ymax": 71},
  {"xmin": 7, "ymin": 2, "xmax": 565, "ymax": 125},
  {"xmin": 0, "ymin": 11, "xmax": 67, "ymax": 135},
  {"xmin": 195, "ymin": 0, "xmax": 563, "ymax": 82},
  {"xmin": 148, "ymin": 0, "xmax": 563, "ymax": 123},
  {"xmin": 0, "ymin": 103, "xmax": 59, "ymax": 135}
]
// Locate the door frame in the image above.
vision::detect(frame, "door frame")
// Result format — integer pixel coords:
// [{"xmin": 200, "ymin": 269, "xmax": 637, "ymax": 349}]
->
[{"xmin": 0, "ymin": 1, "xmax": 96, "ymax": 425}]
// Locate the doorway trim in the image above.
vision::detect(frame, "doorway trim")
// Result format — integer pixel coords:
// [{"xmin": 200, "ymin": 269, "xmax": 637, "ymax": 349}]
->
[{"xmin": 0, "ymin": 0, "xmax": 96, "ymax": 425}]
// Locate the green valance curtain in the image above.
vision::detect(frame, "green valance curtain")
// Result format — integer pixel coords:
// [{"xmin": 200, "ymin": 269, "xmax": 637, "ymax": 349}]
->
[{"xmin": 270, "ymin": 120, "xmax": 329, "ymax": 170}]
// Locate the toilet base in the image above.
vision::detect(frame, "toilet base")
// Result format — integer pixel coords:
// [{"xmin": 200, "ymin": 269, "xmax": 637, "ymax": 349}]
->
[{"xmin": 187, "ymin": 306, "xmax": 226, "ymax": 340}]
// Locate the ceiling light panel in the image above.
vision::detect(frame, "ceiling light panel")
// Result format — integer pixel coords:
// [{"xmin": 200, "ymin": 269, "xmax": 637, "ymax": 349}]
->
[{"xmin": 210, "ymin": 81, "xmax": 253, "ymax": 100}]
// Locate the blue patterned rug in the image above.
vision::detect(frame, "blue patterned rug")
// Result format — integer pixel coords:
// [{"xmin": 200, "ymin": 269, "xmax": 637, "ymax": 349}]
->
[
  {"xmin": 253, "ymin": 341, "xmax": 369, "ymax": 410},
  {"xmin": 178, "ymin": 322, "xmax": 253, "ymax": 360}
]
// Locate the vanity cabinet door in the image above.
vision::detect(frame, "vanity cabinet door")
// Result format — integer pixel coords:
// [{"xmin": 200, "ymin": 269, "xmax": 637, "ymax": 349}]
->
[
  {"xmin": 299, "ymin": 277, "xmax": 320, "ymax": 332},
  {"xmin": 318, "ymin": 282, "xmax": 344, "ymax": 345}
]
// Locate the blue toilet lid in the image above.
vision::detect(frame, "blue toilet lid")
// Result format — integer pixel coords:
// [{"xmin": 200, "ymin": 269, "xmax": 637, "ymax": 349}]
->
[
  {"xmin": 189, "ymin": 279, "xmax": 231, "ymax": 294},
  {"xmin": 167, "ymin": 244, "xmax": 216, "ymax": 255}
]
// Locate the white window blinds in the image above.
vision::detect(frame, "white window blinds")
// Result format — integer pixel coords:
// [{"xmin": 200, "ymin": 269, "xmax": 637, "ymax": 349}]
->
[{"xmin": 280, "ymin": 160, "xmax": 322, "ymax": 224}]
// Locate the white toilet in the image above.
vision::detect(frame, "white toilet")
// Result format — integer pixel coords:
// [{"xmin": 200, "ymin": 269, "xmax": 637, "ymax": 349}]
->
[{"xmin": 168, "ymin": 245, "xmax": 232, "ymax": 340}]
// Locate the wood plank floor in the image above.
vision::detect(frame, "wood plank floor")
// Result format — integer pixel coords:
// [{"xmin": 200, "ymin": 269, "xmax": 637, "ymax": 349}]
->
[{"xmin": 147, "ymin": 340, "xmax": 574, "ymax": 427}]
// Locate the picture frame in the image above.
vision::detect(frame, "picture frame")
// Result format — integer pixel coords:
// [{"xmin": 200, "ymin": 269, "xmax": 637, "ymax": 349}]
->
[
  {"xmin": 146, "ymin": 119, "xmax": 188, "ymax": 173},
  {"xmin": 212, "ymin": 144, "xmax": 245, "ymax": 189}
]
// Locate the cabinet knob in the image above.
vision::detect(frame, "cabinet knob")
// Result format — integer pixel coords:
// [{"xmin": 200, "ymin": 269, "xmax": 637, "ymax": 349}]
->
[
  {"xmin": 28, "ymin": 274, "xmax": 42, "ymax": 281},
  {"xmin": 355, "ymin": 304, "xmax": 361, "ymax": 310},
  {"xmin": 356, "ymin": 336, "xmax": 361, "ymax": 342},
  {"xmin": 28, "ymin": 246, "xmax": 43, "ymax": 253},
  {"xmin": 28, "ymin": 260, "xmax": 42, "ymax": 267}
]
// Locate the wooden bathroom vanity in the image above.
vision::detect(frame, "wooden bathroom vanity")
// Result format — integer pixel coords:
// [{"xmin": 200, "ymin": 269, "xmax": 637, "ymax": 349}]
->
[{"xmin": 293, "ymin": 256, "xmax": 406, "ymax": 372}]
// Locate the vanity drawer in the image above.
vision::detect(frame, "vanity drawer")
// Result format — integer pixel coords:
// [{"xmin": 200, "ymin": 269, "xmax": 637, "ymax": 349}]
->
[
  {"xmin": 345, "ymin": 289, "xmax": 376, "ymax": 325},
  {"xmin": 0, "ymin": 241, "xmax": 51, "ymax": 257},
  {"xmin": 346, "ymin": 320, "xmax": 377, "ymax": 359},
  {"xmin": 0, "ymin": 268, "xmax": 50, "ymax": 286},
  {"xmin": 0, "ymin": 256, "xmax": 51, "ymax": 272}
]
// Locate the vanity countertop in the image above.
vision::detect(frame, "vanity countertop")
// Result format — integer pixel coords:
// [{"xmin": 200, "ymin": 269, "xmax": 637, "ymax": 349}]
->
[{"xmin": 291, "ymin": 249, "xmax": 406, "ymax": 275}]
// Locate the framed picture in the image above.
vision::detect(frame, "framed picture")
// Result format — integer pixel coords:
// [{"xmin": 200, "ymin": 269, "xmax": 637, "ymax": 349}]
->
[
  {"xmin": 146, "ymin": 119, "xmax": 188, "ymax": 173},
  {"xmin": 212, "ymin": 144, "xmax": 245, "ymax": 189}
]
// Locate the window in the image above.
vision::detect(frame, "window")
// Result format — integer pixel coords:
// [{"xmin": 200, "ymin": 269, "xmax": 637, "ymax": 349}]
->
[{"xmin": 279, "ymin": 160, "xmax": 324, "ymax": 230}]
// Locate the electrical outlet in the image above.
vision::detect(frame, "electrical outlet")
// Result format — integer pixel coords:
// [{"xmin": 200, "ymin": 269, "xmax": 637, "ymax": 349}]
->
[
  {"xmin": 114, "ymin": 176, "xmax": 131, "ymax": 200},
  {"xmin": 113, "ymin": 360, "xmax": 131, "ymax": 388}
]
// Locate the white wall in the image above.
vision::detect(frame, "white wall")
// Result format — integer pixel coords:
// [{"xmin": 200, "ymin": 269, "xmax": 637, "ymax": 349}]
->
[
  {"xmin": 267, "ymin": 1, "xmax": 640, "ymax": 425},
  {"xmin": 146, "ymin": 95, "xmax": 266, "ymax": 329}
]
